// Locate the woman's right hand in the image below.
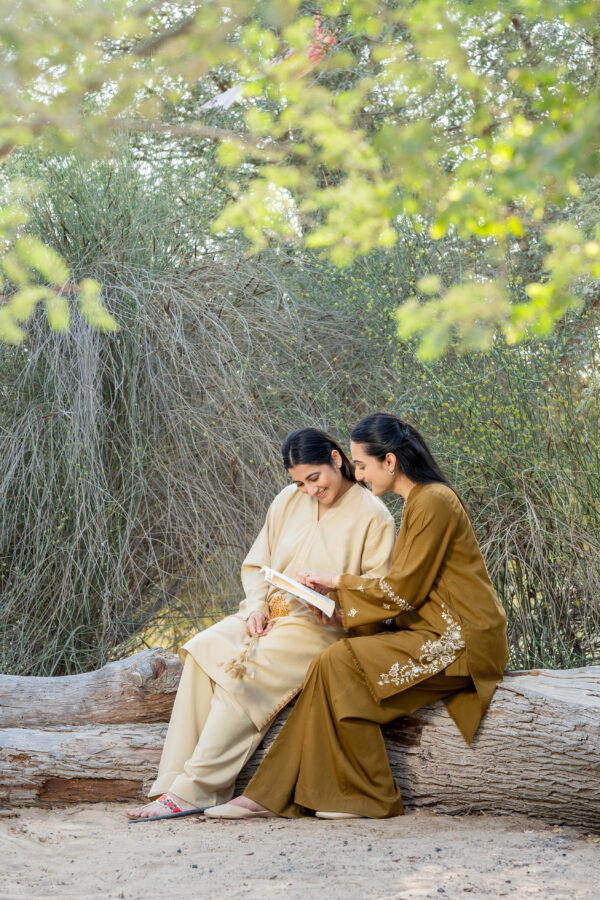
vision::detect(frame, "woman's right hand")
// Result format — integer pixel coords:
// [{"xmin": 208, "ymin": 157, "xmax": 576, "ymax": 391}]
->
[
  {"xmin": 297, "ymin": 571, "xmax": 341, "ymax": 593},
  {"xmin": 246, "ymin": 611, "xmax": 273, "ymax": 637}
]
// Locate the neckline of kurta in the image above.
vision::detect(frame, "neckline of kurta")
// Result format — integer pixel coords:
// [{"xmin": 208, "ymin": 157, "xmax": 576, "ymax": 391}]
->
[
  {"xmin": 405, "ymin": 482, "xmax": 427, "ymax": 505},
  {"xmin": 396, "ymin": 482, "xmax": 427, "ymax": 527},
  {"xmin": 309, "ymin": 481, "xmax": 363, "ymax": 523}
]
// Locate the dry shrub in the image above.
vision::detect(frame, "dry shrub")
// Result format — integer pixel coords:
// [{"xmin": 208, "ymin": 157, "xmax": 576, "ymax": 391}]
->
[{"xmin": 0, "ymin": 257, "xmax": 378, "ymax": 674}]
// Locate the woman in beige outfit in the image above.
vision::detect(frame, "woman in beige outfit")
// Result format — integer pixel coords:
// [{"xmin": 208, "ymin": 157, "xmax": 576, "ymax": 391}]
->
[{"xmin": 127, "ymin": 427, "xmax": 394, "ymax": 821}]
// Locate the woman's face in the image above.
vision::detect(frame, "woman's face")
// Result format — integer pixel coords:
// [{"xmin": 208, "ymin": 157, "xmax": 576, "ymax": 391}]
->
[
  {"xmin": 350, "ymin": 441, "xmax": 396, "ymax": 496},
  {"xmin": 288, "ymin": 454, "xmax": 344, "ymax": 507}
]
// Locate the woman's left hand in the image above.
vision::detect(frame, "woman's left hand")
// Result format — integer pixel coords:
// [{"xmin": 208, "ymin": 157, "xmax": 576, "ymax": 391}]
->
[
  {"xmin": 308, "ymin": 605, "xmax": 343, "ymax": 627},
  {"xmin": 297, "ymin": 571, "xmax": 341, "ymax": 593}
]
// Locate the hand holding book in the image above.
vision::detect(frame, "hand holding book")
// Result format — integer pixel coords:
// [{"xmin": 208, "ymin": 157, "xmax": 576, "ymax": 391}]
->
[
  {"xmin": 261, "ymin": 567, "xmax": 337, "ymax": 618},
  {"xmin": 296, "ymin": 572, "xmax": 342, "ymax": 594},
  {"xmin": 296, "ymin": 573, "xmax": 343, "ymax": 626},
  {"xmin": 306, "ymin": 603, "xmax": 344, "ymax": 627}
]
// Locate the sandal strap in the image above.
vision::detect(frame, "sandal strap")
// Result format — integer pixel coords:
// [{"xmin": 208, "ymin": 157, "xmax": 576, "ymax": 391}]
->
[{"xmin": 156, "ymin": 794, "xmax": 182, "ymax": 815}]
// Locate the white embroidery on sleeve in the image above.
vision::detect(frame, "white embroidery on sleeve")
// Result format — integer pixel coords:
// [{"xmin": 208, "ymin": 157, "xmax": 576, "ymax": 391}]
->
[{"xmin": 378, "ymin": 577, "xmax": 413, "ymax": 612}]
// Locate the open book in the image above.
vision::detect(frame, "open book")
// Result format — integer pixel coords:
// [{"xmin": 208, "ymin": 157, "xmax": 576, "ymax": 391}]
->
[{"xmin": 261, "ymin": 567, "xmax": 336, "ymax": 618}]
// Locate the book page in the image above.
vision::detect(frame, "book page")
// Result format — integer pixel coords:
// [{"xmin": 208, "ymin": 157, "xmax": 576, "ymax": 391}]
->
[{"xmin": 261, "ymin": 567, "xmax": 336, "ymax": 618}]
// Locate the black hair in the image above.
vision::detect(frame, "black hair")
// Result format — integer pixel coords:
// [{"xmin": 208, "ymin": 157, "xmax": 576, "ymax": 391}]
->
[
  {"xmin": 350, "ymin": 412, "xmax": 467, "ymax": 510},
  {"xmin": 282, "ymin": 427, "xmax": 356, "ymax": 483}
]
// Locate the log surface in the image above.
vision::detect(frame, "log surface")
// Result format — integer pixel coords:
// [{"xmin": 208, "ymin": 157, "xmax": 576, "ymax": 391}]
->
[
  {"xmin": 0, "ymin": 723, "xmax": 167, "ymax": 804},
  {"xmin": 388, "ymin": 667, "xmax": 600, "ymax": 826},
  {"xmin": 0, "ymin": 649, "xmax": 182, "ymax": 727},
  {"xmin": 1, "ymin": 660, "xmax": 599, "ymax": 828}
]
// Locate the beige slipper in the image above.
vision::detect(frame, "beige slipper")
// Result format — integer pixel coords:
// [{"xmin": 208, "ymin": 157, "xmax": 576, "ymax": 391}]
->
[
  {"xmin": 315, "ymin": 811, "xmax": 363, "ymax": 819},
  {"xmin": 204, "ymin": 802, "xmax": 277, "ymax": 819}
]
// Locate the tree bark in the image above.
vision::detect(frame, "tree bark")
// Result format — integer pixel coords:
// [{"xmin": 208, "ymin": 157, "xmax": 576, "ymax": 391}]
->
[
  {"xmin": 0, "ymin": 649, "xmax": 182, "ymax": 727},
  {"xmin": 0, "ymin": 723, "xmax": 167, "ymax": 804},
  {"xmin": 1, "ymin": 654, "xmax": 599, "ymax": 828}
]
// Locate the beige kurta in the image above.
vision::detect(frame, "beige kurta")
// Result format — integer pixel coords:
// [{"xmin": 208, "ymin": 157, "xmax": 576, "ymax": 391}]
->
[{"xmin": 181, "ymin": 482, "xmax": 395, "ymax": 729}]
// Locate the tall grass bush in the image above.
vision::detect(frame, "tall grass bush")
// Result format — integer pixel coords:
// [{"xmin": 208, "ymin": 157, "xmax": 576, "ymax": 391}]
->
[
  {"xmin": 0, "ymin": 155, "xmax": 381, "ymax": 675},
  {"xmin": 1, "ymin": 151, "xmax": 598, "ymax": 674}
]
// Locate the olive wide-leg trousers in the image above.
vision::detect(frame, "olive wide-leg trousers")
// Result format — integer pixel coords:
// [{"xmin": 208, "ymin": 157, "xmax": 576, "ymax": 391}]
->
[{"xmin": 244, "ymin": 640, "xmax": 473, "ymax": 818}]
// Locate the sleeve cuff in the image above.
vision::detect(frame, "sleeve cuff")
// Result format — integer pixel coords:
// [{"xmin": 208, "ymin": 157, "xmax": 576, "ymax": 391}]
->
[
  {"xmin": 339, "ymin": 574, "xmax": 365, "ymax": 592},
  {"xmin": 337, "ymin": 575, "xmax": 368, "ymax": 628},
  {"xmin": 237, "ymin": 600, "xmax": 270, "ymax": 621}
]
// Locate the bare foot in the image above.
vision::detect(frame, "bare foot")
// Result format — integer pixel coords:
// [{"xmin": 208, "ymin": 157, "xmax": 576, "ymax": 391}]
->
[
  {"xmin": 126, "ymin": 793, "xmax": 196, "ymax": 819},
  {"xmin": 224, "ymin": 795, "xmax": 269, "ymax": 813}
]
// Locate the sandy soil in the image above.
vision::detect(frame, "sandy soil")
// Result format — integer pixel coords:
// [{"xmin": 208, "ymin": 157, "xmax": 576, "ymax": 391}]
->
[{"xmin": 1, "ymin": 804, "xmax": 598, "ymax": 900}]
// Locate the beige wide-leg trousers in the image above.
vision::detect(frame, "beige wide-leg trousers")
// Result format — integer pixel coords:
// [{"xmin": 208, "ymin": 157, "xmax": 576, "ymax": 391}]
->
[{"xmin": 149, "ymin": 654, "xmax": 270, "ymax": 807}]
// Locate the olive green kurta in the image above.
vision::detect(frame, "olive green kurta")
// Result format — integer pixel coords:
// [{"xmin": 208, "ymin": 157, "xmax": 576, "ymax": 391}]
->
[{"xmin": 338, "ymin": 482, "xmax": 509, "ymax": 744}]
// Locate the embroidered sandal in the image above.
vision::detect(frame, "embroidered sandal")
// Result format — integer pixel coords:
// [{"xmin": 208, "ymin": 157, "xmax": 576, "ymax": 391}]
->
[{"xmin": 128, "ymin": 794, "xmax": 207, "ymax": 823}]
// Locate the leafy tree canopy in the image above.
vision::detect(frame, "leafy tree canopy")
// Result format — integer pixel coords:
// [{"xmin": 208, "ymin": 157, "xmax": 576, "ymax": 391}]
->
[{"xmin": 1, "ymin": 0, "xmax": 599, "ymax": 357}]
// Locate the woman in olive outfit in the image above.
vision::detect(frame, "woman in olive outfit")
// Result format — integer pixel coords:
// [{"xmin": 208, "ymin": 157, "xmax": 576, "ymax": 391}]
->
[{"xmin": 205, "ymin": 412, "xmax": 509, "ymax": 820}]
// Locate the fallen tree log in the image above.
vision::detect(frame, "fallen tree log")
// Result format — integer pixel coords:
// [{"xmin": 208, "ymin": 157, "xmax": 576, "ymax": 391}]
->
[
  {"xmin": 0, "ymin": 649, "xmax": 182, "ymax": 727},
  {"xmin": 0, "ymin": 724, "xmax": 167, "ymax": 805},
  {"xmin": 1, "ymin": 651, "xmax": 599, "ymax": 828}
]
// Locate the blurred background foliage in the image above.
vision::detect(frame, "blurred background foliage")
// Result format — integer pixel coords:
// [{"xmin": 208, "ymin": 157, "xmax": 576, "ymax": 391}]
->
[
  {"xmin": 1, "ymin": 143, "xmax": 598, "ymax": 675},
  {"xmin": 2, "ymin": 1, "xmax": 600, "ymax": 353}
]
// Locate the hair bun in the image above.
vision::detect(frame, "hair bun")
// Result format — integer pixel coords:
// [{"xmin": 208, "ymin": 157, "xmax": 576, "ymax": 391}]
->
[{"xmin": 393, "ymin": 418, "xmax": 410, "ymax": 441}]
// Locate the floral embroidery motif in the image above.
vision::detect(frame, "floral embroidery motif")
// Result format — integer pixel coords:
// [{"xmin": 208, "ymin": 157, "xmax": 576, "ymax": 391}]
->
[
  {"xmin": 347, "ymin": 607, "xmax": 358, "ymax": 617},
  {"xmin": 218, "ymin": 635, "xmax": 259, "ymax": 680},
  {"xmin": 356, "ymin": 584, "xmax": 364, "ymax": 592},
  {"xmin": 378, "ymin": 577, "xmax": 413, "ymax": 612},
  {"xmin": 383, "ymin": 603, "xmax": 392, "ymax": 610},
  {"xmin": 377, "ymin": 605, "xmax": 465, "ymax": 687},
  {"xmin": 156, "ymin": 795, "xmax": 182, "ymax": 814},
  {"xmin": 269, "ymin": 591, "xmax": 291, "ymax": 619}
]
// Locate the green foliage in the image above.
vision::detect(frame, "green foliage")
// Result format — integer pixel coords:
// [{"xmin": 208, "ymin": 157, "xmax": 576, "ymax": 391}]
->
[
  {"xmin": 1, "ymin": 2, "xmax": 600, "ymax": 353},
  {"xmin": 0, "ymin": 188, "xmax": 118, "ymax": 342}
]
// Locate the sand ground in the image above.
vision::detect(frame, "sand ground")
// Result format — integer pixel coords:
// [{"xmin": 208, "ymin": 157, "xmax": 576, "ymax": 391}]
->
[{"xmin": 1, "ymin": 804, "xmax": 598, "ymax": 900}]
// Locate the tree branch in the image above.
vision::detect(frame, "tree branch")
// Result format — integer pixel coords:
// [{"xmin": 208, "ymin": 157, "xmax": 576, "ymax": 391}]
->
[{"xmin": 114, "ymin": 119, "xmax": 294, "ymax": 155}]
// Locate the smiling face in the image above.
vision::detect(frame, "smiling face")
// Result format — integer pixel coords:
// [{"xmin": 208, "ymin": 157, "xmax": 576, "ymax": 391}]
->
[
  {"xmin": 288, "ymin": 450, "xmax": 346, "ymax": 507},
  {"xmin": 350, "ymin": 440, "xmax": 397, "ymax": 497}
]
